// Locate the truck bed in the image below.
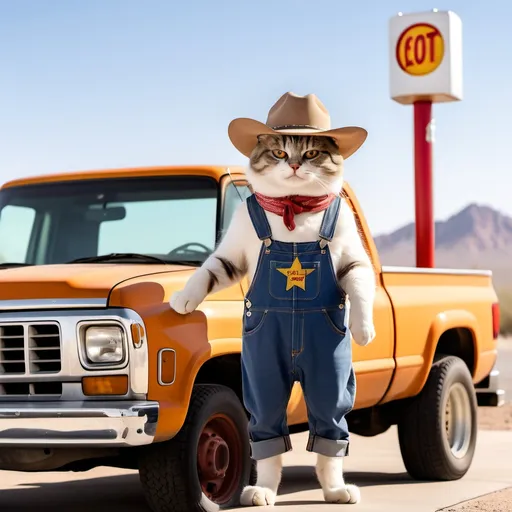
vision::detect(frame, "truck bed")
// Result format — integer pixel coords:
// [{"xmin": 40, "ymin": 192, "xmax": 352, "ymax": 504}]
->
[{"xmin": 379, "ymin": 265, "xmax": 498, "ymax": 403}]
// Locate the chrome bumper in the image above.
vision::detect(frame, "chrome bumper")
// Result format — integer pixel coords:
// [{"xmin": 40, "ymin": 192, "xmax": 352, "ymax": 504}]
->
[
  {"xmin": 0, "ymin": 401, "xmax": 159, "ymax": 447},
  {"xmin": 476, "ymin": 366, "xmax": 506, "ymax": 407}
]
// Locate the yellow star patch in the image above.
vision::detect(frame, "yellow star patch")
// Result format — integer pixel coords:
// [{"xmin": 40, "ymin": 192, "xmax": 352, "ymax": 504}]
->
[{"xmin": 277, "ymin": 257, "xmax": 315, "ymax": 291}]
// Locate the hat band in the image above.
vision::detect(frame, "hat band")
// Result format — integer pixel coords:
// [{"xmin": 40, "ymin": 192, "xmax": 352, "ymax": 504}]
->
[{"xmin": 271, "ymin": 124, "xmax": 324, "ymax": 131}]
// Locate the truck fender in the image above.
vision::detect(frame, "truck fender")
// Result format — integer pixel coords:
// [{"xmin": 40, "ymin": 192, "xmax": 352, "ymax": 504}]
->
[
  {"xmin": 154, "ymin": 332, "xmax": 243, "ymax": 441},
  {"xmin": 416, "ymin": 309, "xmax": 479, "ymax": 396}
]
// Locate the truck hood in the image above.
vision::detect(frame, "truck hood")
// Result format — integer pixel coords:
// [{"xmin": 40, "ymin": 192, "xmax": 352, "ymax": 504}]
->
[{"xmin": 0, "ymin": 264, "xmax": 193, "ymax": 301}]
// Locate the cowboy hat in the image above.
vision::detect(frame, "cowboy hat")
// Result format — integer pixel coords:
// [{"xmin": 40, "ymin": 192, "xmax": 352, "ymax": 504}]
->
[{"xmin": 228, "ymin": 92, "xmax": 368, "ymax": 159}]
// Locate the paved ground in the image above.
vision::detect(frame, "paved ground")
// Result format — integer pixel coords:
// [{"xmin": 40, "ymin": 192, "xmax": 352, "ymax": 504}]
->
[
  {"xmin": 1, "ymin": 427, "xmax": 511, "ymax": 512},
  {"xmin": 444, "ymin": 336, "xmax": 512, "ymax": 511},
  {"xmin": 0, "ymin": 338, "xmax": 510, "ymax": 511}
]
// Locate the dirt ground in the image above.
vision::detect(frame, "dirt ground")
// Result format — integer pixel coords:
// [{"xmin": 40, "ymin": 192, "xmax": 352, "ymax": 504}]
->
[
  {"xmin": 478, "ymin": 403, "xmax": 512, "ymax": 431},
  {"xmin": 477, "ymin": 336, "xmax": 512, "ymax": 431},
  {"xmin": 438, "ymin": 487, "xmax": 512, "ymax": 511}
]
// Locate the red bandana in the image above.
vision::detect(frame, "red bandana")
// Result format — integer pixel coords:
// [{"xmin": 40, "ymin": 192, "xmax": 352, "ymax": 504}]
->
[{"xmin": 255, "ymin": 192, "xmax": 336, "ymax": 231}]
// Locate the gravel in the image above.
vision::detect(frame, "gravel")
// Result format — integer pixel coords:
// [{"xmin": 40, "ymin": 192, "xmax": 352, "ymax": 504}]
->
[{"xmin": 438, "ymin": 486, "xmax": 512, "ymax": 511}]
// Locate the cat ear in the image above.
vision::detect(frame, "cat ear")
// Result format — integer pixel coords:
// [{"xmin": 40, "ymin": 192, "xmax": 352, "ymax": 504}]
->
[
  {"xmin": 257, "ymin": 134, "xmax": 277, "ymax": 145},
  {"xmin": 328, "ymin": 136, "xmax": 339, "ymax": 147},
  {"xmin": 314, "ymin": 135, "xmax": 339, "ymax": 149}
]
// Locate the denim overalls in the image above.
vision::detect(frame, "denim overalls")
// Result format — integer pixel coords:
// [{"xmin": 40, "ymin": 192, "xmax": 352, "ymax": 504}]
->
[{"xmin": 241, "ymin": 194, "xmax": 356, "ymax": 461}]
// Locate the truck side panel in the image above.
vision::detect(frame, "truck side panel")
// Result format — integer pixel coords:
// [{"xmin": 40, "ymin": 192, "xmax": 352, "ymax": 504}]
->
[
  {"xmin": 351, "ymin": 283, "xmax": 395, "ymax": 408},
  {"xmin": 338, "ymin": 183, "xmax": 396, "ymax": 409},
  {"xmin": 379, "ymin": 267, "xmax": 498, "ymax": 404}
]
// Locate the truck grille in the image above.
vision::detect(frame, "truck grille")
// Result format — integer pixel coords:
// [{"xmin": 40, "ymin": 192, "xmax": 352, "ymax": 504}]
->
[
  {"xmin": 0, "ymin": 381, "xmax": 62, "ymax": 397},
  {"xmin": 0, "ymin": 323, "xmax": 62, "ymax": 375}
]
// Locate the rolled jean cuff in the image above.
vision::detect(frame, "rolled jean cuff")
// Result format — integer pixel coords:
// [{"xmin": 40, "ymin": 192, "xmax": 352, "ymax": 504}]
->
[
  {"xmin": 306, "ymin": 434, "xmax": 349, "ymax": 457},
  {"xmin": 250, "ymin": 435, "xmax": 293, "ymax": 460}
]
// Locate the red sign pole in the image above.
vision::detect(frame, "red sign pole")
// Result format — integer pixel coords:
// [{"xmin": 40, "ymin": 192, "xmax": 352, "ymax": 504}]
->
[
  {"xmin": 413, "ymin": 100, "xmax": 434, "ymax": 268},
  {"xmin": 391, "ymin": 11, "xmax": 462, "ymax": 268}
]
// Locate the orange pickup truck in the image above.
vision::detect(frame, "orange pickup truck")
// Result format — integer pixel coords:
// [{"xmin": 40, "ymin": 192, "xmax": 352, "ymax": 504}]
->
[{"xmin": 0, "ymin": 165, "xmax": 503, "ymax": 512}]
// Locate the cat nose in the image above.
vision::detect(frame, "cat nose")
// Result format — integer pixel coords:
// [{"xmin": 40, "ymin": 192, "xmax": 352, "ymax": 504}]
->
[{"xmin": 289, "ymin": 163, "xmax": 300, "ymax": 172}]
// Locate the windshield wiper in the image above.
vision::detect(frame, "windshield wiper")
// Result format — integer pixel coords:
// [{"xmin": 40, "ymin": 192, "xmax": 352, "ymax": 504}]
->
[
  {"xmin": 67, "ymin": 253, "xmax": 171, "ymax": 264},
  {"xmin": 0, "ymin": 263, "xmax": 33, "ymax": 268},
  {"xmin": 67, "ymin": 253, "xmax": 201, "ymax": 266}
]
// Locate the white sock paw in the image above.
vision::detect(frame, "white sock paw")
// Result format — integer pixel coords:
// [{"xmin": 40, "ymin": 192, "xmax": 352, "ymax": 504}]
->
[
  {"xmin": 240, "ymin": 485, "xmax": 277, "ymax": 506},
  {"xmin": 169, "ymin": 289, "xmax": 203, "ymax": 314},
  {"xmin": 324, "ymin": 484, "xmax": 361, "ymax": 504}
]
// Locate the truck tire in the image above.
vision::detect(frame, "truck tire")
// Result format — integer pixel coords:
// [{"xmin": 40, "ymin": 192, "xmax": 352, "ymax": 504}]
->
[
  {"xmin": 397, "ymin": 355, "xmax": 478, "ymax": 481},
  {"xmin": 138, "ymin": 384, "xmax": 254, "ymax": 512}
]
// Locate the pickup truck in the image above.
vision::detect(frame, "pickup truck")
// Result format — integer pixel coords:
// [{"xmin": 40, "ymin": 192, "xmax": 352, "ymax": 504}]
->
[{"xmin": 0, "ymin": 164, "xmax": 503, "ymax": 512}]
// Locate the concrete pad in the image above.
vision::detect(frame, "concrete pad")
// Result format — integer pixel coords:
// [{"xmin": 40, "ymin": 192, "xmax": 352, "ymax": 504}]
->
[
  {"xmin": 1, "ymin": 427, "xmax": 511, "ymax": 511},
  {"xmin": 229, "ymin": 428, "xmax": 512, "ymax": 511}
]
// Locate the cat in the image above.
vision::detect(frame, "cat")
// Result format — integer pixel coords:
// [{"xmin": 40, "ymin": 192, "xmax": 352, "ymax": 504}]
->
[{"xmin": 170, "ymin": 133, "xmax": 376, "ymax": 506}]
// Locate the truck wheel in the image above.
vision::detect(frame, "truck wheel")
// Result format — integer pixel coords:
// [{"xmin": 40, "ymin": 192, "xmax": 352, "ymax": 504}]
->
[
  {"xmin": 397, "ymin": 355, "xmax": 477, "ymax": 481},
  {"xmin": 139, "ymin": 384, "xmax": 253, "ymax": 512}
]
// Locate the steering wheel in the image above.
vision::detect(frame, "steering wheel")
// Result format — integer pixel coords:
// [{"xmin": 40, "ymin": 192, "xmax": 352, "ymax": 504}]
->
[{"xmin": 167, "ymin": 242, "xmax": 212, "ymax": 259}]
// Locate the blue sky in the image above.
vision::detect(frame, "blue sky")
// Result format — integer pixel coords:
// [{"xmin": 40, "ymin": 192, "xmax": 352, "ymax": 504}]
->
[{"xmin": 0, "ymin": 0, "xmax": 510, "ymax": 235}]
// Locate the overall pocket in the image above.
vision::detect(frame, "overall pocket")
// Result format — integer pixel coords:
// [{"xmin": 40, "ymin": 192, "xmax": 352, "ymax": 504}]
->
[
  {"xmin": 269, "ymin": 259, "xmax": 320, "ymax": 301},
  {"xmin": 322, "ymin": 307, "xmax": 348, "ymax": 336},
  {"xmin": 242, "ymin": 309, "xmax": 268, "ymax": 337}
]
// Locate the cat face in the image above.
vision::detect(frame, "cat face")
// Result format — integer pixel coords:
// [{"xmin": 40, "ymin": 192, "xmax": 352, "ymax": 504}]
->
[{"xmin": 247, "ymin": 134, "xmax": 344, "ymax": 197}]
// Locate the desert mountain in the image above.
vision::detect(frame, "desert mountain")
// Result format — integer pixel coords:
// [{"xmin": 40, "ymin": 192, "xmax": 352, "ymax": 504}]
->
[{"xmin": 373, "ymin": 204, "xmax": 512, "ymax": 289}]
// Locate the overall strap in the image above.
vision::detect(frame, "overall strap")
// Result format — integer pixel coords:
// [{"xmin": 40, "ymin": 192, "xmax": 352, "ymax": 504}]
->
[
  {"xmin": 318, "ymin": 195, "xmax": 342, "ymax": 248},
  {"xmin": 246, "ymin": 194, "xmax": 273, "ymax": 246}
]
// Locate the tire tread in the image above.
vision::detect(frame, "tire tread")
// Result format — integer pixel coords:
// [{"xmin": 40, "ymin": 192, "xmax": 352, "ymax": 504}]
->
[
  {"xmin": 397, "ymin": 355, "xmax": 477, "ymax": 481},
  {"xmin": 139, "ymin": 384, "xmax": 243, "ymax": 512}
]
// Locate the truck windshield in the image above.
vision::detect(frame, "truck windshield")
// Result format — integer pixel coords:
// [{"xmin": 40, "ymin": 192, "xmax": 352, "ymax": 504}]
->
[{"xmin": 0, "ymin": 175, "xmax": 220, "ymax": 266}]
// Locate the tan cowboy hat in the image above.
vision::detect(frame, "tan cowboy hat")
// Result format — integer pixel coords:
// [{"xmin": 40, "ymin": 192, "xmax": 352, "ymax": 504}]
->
[{"xmin": 228, "ymin": 92, "xmax": 368, "ymax": 159}]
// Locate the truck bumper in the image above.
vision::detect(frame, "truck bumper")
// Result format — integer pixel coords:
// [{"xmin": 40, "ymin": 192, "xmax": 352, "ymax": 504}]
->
[
  {"xmin": 475, "ymin": 366, "xmax": 506, "ymax": 407},
  {"xmin": 0, "ymin": 401, "xmax": 159, "ymax": 447}
]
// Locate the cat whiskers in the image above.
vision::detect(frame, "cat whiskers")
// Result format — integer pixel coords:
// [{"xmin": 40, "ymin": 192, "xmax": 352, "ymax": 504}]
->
[{"xmin": 302, "ymin": 171, "xmax": 332, "ymax": 193}]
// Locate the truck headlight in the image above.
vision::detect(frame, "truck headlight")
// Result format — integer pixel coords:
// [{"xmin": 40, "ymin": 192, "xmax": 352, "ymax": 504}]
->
[{"xmin": 84, "ymin": 326, "xmax": 125, "ymax": 364}]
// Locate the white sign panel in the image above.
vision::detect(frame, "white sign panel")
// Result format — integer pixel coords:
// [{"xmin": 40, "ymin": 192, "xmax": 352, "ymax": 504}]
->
[{"xmin": 389, "ymin": 10, "xmax": 463, "ymax": 105}]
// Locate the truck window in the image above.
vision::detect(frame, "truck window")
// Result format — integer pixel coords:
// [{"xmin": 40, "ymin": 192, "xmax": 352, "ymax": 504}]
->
[
  {"xmin": 220, "ymin": 181, "xmax": 252, "ymax": 240},
  {"xmin": 0, "ymin": 205, "xmax": 36, "ymax": 263},
  {"xmin": 0, "ymin": 176, "xmax": 218, "ymax": 265},
  {"xmin": 99, "ymin": 197, "xmax": 216, "ymax": 256}
]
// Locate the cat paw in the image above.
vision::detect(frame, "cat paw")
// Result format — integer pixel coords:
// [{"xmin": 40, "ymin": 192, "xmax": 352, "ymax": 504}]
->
[
  {"xmin": 323, "ymin": 484, "xmax": 361, "ymax": 504},
  {"xmin": 169, "ymin": 290, "xmax": 202, "ymax": 314},
  {"xmin": 350, "ymin": 322, "xmax": 375, "ymax": 347},
  {"xmin": 240, "ymin": 486, "xmax": 277, "ymax": 506}
]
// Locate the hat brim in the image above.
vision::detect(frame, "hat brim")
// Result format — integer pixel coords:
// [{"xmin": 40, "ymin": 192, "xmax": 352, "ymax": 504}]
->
[{"xmin": 228, "ymin": 118, "xmax": 368, "ymax": 159}]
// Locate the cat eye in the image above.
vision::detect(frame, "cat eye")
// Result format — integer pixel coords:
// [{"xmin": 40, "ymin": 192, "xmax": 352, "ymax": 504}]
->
[
  {"xmin": 272, "ymin": 149, "xmax": 287, "ymax": 159},
  {"xmin": 304, "ymin": 150, "xmax": 319, "ymax": 159}
]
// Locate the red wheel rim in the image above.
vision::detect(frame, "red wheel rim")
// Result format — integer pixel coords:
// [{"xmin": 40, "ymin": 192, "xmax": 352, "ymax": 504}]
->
[{"xmin": 197, "ymin": 413, "xmax": 243, "ymax": 504}]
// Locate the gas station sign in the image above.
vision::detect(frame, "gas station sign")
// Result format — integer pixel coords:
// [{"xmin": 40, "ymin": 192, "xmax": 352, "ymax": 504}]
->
[{"xmin": 396, "ymin": 23, "xmax": 445, "ymax": 76}]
